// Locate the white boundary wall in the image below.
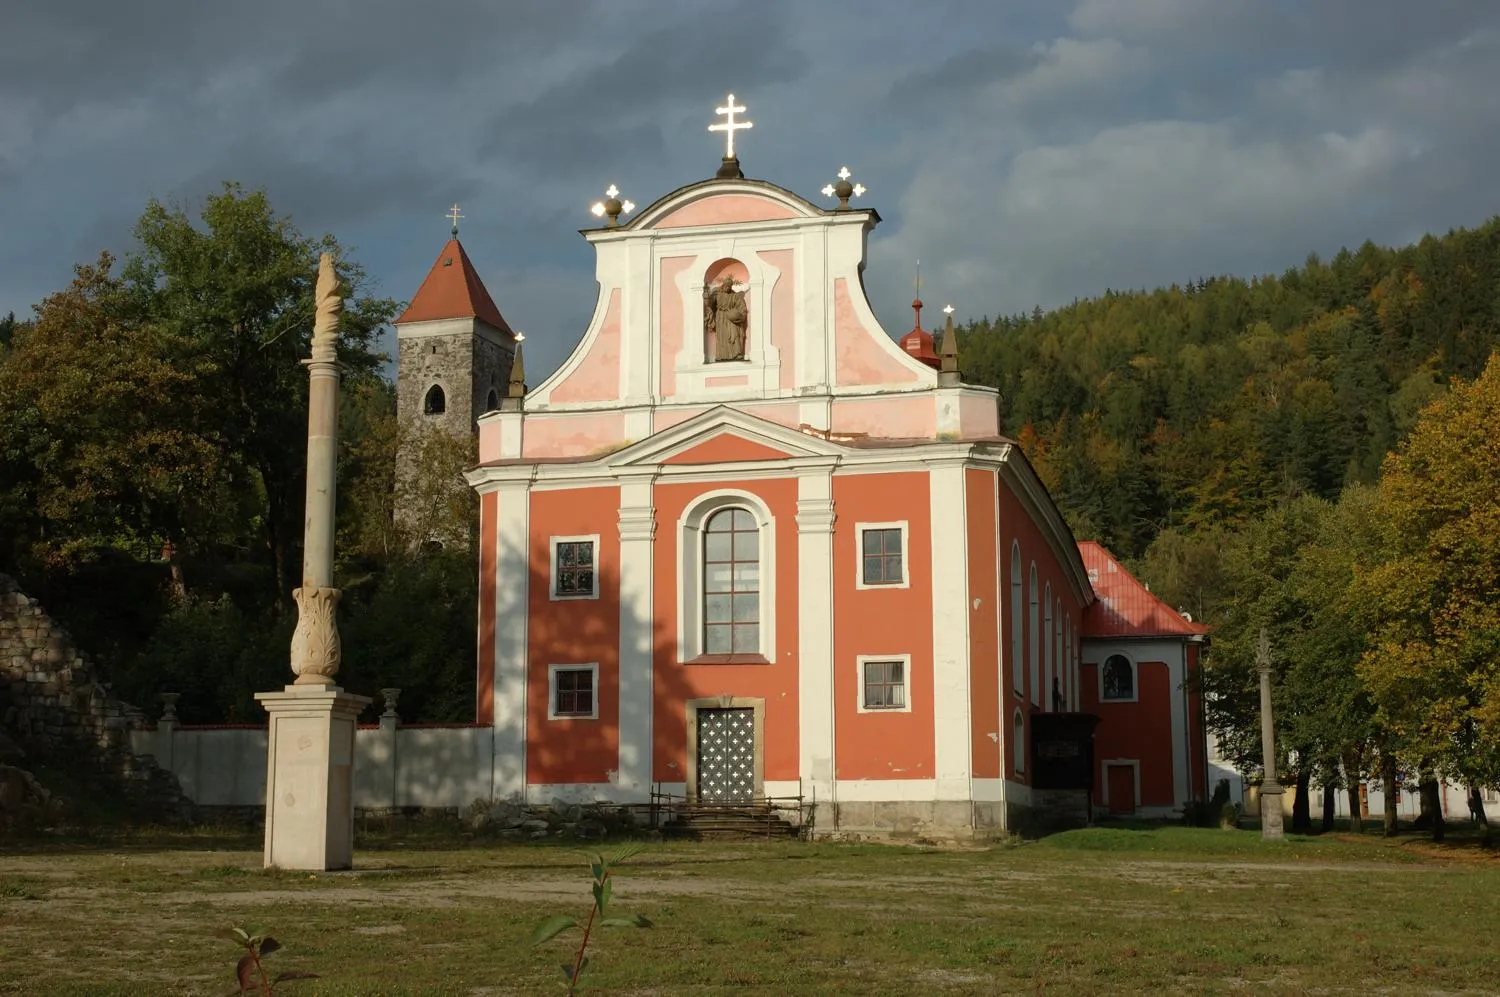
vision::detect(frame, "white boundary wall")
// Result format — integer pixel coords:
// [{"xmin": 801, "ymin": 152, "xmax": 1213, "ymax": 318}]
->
[{"xmin": 131, "ymin": 722, "xmax": 495, "ymax": 811}]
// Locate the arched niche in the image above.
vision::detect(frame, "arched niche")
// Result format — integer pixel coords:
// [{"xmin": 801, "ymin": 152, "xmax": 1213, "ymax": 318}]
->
[{"xmin": 702, "ymin": 257, "xmax": 750, "ymax": 363}]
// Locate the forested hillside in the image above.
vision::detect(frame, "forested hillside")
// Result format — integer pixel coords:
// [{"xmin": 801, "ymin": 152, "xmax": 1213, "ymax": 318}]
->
[{"xmin": 960, "ymin": 219, "xmax": 1500, "ymax": 574}]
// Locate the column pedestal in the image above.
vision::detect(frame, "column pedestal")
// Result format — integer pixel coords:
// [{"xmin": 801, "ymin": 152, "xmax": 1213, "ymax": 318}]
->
[{"xmin": 256, "ymin": 684, "xmax": 371, "ymax": 870}]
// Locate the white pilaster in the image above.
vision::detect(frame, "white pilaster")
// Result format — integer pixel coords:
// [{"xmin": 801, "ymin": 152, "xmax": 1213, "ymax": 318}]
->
[
  {"xmin": 492, "ymin": 481, "xmax": 530, "ymax": 801},
  {"xmin": 930, "ymin": 461, "xmax": 972, "ymax": 800},
  {"xmin": 796, "ymin": 471, "xmax": 837, "ymax": 806},
  {"xmin": 1171, "ymin": 644, "xmax": 1190, "ymax": 808},
  {"xmin": 617, "ymin": 474, "xmax": 656, "ymax": 800}
]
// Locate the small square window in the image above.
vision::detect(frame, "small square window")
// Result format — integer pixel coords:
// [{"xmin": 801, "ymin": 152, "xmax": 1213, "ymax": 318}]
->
[
  {"xmin": 552, "ymin": 667, "xmax": 595, "ymax": 718},
  {"xmin": 862, "ymin": 659, "xmax": 907, "ymax": 710},
  {"xmin": 858, "ymin": 524, "xmax": 906, "ymax": 588},
  {"xmin": 551, "ymin": 537, "xmax": 598, "ymax": 599}
]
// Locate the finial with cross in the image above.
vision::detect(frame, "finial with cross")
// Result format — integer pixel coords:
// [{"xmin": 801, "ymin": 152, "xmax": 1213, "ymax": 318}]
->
[
  {"xmin": 821, "ymin": 166, "xmax": 866, "ymax": 210},
  {"xmin": 590, "ymin": 184, "xmax": 636, "ymax": 228},
  {"xmin": 709, "ymin": 93, "xmax": 753, "ymax": 178},
  {"xmin": 446, "ymin": 204, "xmax": 464, "ymax": 237}
]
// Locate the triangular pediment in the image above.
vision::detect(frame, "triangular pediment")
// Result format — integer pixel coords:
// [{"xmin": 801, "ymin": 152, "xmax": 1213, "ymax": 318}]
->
[{"xmin": 609, "ymin": 407, "xmax": 843, "ymax": 469}]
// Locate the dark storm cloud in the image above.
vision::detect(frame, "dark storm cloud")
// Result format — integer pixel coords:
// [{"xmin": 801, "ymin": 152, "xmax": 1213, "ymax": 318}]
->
[{"xmin": 4, "ymin": 0, "xmax": 1500, "ymax": 379}]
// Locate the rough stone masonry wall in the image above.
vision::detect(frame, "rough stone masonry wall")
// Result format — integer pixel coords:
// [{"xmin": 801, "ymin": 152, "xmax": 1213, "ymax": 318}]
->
[{"xmin": 0, "ymin": 573, "xmax": 192, "ymax": 822}]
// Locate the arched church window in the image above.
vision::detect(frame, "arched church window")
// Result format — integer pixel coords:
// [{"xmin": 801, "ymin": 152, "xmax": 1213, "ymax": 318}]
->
[
  {"xmin": 424, "ymin": 384, "xmax": 446, "ymax": 415},
  {"xmin": 1053, "ymin": 598, "xmax": 1062, "ymax": 711},
  {"xmin": 1103, "ymin": 654, "xmax": 1135, "ymax": 701},
  {"xmin": 1010, "ymin": 543, "xmax": 1023, "ymax": 694},
  {"xmin": 1013, "ymin": 709, "xmax": 1026, "ymax": 774},
  {"xmin": 703, "ymin": 507, "xmax": 760, "ymax": 654},
  {"xmin": 1043, "ymin": 584, "xmax": 1053, "ymax": 711},
  {"xmin": 1028, "ymin": 563, "xmax": 1040, "ymax": 705}
]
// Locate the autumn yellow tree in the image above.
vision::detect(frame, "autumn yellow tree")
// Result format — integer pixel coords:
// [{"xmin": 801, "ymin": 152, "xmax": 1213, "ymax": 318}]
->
[{"xmin": 1355, "ymin": 350, "xmax": 1500, "ymax": 832}]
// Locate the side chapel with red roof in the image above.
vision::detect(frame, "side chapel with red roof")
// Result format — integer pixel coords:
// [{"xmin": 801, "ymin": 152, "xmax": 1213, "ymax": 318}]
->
[{"xmin": 396, "ymin": 98, "xmax": 1208, "ymax": 834}]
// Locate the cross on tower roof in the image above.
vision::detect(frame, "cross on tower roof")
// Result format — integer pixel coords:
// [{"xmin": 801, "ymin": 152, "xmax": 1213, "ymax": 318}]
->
[
  {"xmin": 446, "ymin": 203, "xmax": 464, "ymax": 236},
  {"xmin": 709, "ymin": 93, "xmax": 753, "ymax": 179}
]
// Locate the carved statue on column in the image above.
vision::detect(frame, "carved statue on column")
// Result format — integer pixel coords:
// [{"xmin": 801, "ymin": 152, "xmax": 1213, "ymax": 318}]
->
[{"xmin": 703, "ymin": 274, "xmax": 748, "ymax": 361}]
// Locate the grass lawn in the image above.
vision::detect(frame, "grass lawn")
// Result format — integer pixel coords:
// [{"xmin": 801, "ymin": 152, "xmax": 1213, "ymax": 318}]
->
[{"xmin": 2, "ymin": 823, "xmax": 1497, "ymax": 995}]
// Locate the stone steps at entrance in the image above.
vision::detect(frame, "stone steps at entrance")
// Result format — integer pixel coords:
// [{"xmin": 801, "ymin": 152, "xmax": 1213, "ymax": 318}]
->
[{"xmin": 661, "ymin": 804, "xmax": 802, "ymax": 840}]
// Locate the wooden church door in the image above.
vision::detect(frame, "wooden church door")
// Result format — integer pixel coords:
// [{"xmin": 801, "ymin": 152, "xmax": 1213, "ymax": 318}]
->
[
  {"xmin": 1106, "ymin": 763, "xmax": 1137, "ymax": 814},
  {"xmin": 696, "ymin": 708, "xmax": 756, "ymax": 805}
]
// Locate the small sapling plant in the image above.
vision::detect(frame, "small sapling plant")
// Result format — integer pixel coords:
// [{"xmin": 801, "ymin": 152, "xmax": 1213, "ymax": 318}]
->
[
  {"xmin": 531, "ymin": 844, "xmax": 653, "ymax": 993},
  {"xmin": 217, "ymin": 926, "xmax": 318, "ymax": 995}
]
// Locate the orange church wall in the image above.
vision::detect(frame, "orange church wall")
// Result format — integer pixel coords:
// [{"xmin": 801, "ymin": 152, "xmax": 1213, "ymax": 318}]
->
[
  {"xmin": 996, "ymin": 473, "xmax": 1086, "ymax": 782},
  {"xmin": 657, "ymin": 257, "xmax": 693, "ymax": 397},
  {"xmin": 1080, "ymin": 660, "xmax": 1176, "ymax": 807},
  {"xmin": 663, "ymin": 433, "xmax": 792, "ymax": 465},
  {"xmin": 831, "ymin": 471, "xmax": 934, "ymax": 781},
  {"xmin": 550, "ymin": 288, "xmax": 621, "ymax": 403},
  {"xmin": 756, "ymin": 249, "xmax": 797, "ymax": 392},
  {"xmin": 832, "ymin": 278, "xmax": 923, "ymax": 386},
  {"xmin": 650, "ymin": 478, "xmax": 801, "ymax": 785},
  {"xmin": 652, "ymin": 193, "xmax": 801, "ymax": 229},
  {"xmin": 477, "ymin": 491, "xmax": 497, "ymax": 725},
  {"xmin": 525, "ymin": 486, "xmax": 622, "ymax": 784},
  {"xmin": 966, "ymin": 468, "xmax": 1002, "ymax": 780}
]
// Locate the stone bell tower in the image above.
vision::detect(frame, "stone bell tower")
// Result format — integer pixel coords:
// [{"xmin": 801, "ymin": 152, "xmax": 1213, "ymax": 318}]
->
[{"xmin": 393, "ymin": 211, "xmax": 516, "ymax": 540}]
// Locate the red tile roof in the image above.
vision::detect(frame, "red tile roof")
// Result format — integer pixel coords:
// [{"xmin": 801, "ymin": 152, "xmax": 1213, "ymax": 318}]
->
[
  {"xmin": 1078, "ymin": 540, "xmax": 1210, "ymax": 639},
  {"xmin": 396, "ymin": 238, "xmax": 513, "ymax": 333}
]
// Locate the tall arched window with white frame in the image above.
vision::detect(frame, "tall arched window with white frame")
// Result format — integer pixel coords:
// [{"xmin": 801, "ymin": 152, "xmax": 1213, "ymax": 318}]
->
[
  {"xmin": 1064, "ymin": 617, "xmax": 1072, "ymax": 710},
  {"xmin": 1028, "ymin": 563, "xmax": 1040, "ymax": 705},
  {"xmin": 1013, "ymin": 708, "xmax": 1026, "ymax": 774},
  {"xmin": 1043, "ymin": 584, "xmax": 1053, "ymax": 711},
  {"xmin": 702, "ymin": 507, "xmax": 759, "ymax": 654},
  {"xmin": 1053, "ymin": 598, "xmax": 1062, "ymax": 712},
  {"xmin": 1010, "ymin": 543, "xmax": 1023, "ymax": 695}
]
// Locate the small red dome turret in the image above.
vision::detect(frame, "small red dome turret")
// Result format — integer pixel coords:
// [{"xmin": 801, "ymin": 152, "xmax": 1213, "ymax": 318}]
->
[{"xmin": 899, "ymin": 297, "xmax": 940, "ymax": 369}]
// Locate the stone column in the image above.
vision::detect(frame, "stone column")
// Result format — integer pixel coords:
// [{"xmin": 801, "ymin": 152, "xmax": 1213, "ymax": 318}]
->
[
  {"xmin": 1256, "ymin": 630, "xmax": 1284, "ymax": 840},
  {"xmin": 256, "ymin": 253, "xmax": 371, "ymax": 871}
]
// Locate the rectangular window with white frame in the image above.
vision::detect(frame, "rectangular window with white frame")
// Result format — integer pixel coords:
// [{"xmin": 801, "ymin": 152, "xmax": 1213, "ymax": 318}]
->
[
  {"xmin": 550, "ymin": 535, "xmax": 600, "ymax": 600},
  {"xmin": 856, "ymin": 522, "xmax": 909, "ymax": 589},
  {"xmin": 548, "ymin": 664, "xmax": 598, "ymax": 720},
  {"xmin": 857, "ymin": 655, "xmax": 912, "ymax": 713}
]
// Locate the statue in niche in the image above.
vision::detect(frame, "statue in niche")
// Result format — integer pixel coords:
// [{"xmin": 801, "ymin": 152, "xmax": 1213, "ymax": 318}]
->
[{"xmin": 703, "ymin": 274, "xmax": 748, "ymax": 361}]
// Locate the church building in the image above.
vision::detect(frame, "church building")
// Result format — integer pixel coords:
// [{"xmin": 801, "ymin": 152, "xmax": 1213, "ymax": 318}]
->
[{"xmin": 401, "ymin": 97, "xmax": 1207, "ymax": 835}]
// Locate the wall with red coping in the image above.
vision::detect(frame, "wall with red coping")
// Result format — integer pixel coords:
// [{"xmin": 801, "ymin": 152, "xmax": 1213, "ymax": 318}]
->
[
  {"xmin": 525, "ymin": 486, "xmax": 622, "ymax": 784},
  {"xmin": 650, "ymin": 478, "xmax": 801, "ymax": 784},
  {"xmin": 831, "ymin": 471, "xmax": 934, "ymax": 781}
]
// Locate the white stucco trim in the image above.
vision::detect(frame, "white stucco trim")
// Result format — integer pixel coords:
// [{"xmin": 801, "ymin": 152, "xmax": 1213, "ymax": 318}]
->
[
  {"xmin": 929, "ymin": 461, "xmax": 971, "ymax": 800},
  {"xmin": 796, "ymin": 470, "xmax": 836, "ymax": 802},
  {"xmin": 492, "ymin": 481, "xmax": 530, "ymax": 801},
  {"xmin": 547, "ymin": 534, "xmax": 600, "ymax": 600},
  {"xmin": 1101, "ymin": 758, "xmax": 1142, "ymax": 813},
  {"xmin": 546, "ymin": 663, "xmax": 599, "ymax": 721},
  {"xmin": 853, "ymin": 520, "xmax": 910, "ymax": 590},
  {"xmin": 971, "ymin": 778, "xmax": 1006, "ymax": 803},
  {"xmin": 676, "ymin": 489, "xmax": 777, "ymax": 662},
  {"xmin": 616, "ymin": 476, "xmax": 655, "ymax": 800},
  {"xmin": 855, "ymin": 654, "xmax": 913, "ymax": 714}
]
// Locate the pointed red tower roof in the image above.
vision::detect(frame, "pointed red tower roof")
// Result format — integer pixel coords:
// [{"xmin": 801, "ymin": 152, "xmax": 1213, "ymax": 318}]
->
[
  {"xmin": 396, "ymin": 238, "xmax": 513, "ymax": 334},
  {"xmin": 1078, "ymin": 541, "xmax": 1211, "ymax": 639}
]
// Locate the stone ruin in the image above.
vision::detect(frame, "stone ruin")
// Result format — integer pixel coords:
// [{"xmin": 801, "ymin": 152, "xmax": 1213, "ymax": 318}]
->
[{"xmin": 0, "ymin": 573, "xmax": 193, "ymax": 828}]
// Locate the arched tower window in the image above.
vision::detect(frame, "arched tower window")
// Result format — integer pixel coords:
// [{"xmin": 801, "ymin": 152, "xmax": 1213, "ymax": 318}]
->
[
  {"xmin": 423, "ymin": 384, "xmax": 446, "ymax": 415},
  {"xmin": 1028, "ymin": 563, "xmax": 1040, "ymax": 705},
  {"xmin": 1010, "ymin": 543, "xmax": 1023, "ymax": 695},
  {"xmin": 485, "ymin": 388, "xmax": 499, "ymax": 413}
]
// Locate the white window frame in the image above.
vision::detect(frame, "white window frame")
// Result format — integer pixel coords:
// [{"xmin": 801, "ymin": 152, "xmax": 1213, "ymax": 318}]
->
[
  {"xmin": 549, "ymin": 534, "xmax": 601, "ymax": 601},
  {"xmin": 1099, "ymin": 650, "xmax": 1140, "ymax": 704},
  {"xmin": 677, "ymin": 490, "xmax": 776, "ymax": 662},
  {"xmin": 1010, "ymin": 542, "xmax": 1023, "ymax": 695},
  {"xmin": 1013, "ymin": 708, "xmax": 1026, "ymax": 774},
  {"xmin": 854, "ymin": 521, "xmax": 910, "ymax": 590},
  {"xmin": 855, "ymin": 654, "xmax": 913, "ymax": 713},
  {"xmin": 547, "ymin": 663, "xmax": 599, "ymax": 720}
]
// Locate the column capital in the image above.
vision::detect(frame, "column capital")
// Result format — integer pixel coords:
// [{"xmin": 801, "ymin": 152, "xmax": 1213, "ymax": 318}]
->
[{"xmin": 795, "ymin": 498, "xmax": 836, "ymax": 534}]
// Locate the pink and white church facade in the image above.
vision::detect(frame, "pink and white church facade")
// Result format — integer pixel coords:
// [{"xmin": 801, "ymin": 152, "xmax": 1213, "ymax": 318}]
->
[{"xmin": 442, "ymin": 103, "xmax": 1208, "ymax": 835}]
